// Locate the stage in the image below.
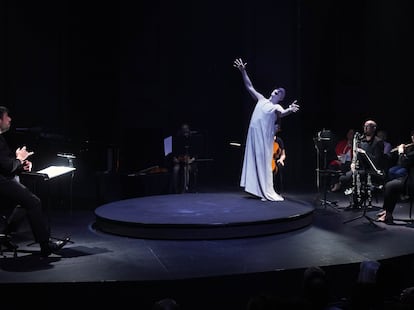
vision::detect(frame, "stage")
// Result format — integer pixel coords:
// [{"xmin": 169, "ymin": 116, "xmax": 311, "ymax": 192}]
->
[
  {"xmin": 1, "ymin": 188, "xmax": 414, "ymax": 309},
  {"xmin": 94, "ymin": 192, "xmax": 314, "ymax": 239}
]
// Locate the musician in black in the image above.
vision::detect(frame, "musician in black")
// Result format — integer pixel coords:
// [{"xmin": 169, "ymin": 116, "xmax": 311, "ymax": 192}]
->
[
  {"xmin": 170, "ymin": 123, "xmax": 199, "ymax": 194},
  {"xmin": 386, "ymin": 130, "xmax": 414, "ymax": 181},
  {"xmin": 376, "ymin": 140, "xmax": 414, "ymax": 223},
  {"xmin": 0, "ymin": 106, "xmax": 69, "ymax": 256},
  {"xmin": 338, "ymin": 120, "xmax": 385, "ymax": 208},
  {"xmin": 273, "ymin": 123, "xmax": 286, "ymax": 194}
]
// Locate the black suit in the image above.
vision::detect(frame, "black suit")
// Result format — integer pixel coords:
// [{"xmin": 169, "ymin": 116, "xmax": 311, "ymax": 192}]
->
[
  {"xmin": 0, "ymin": 134, "xmax": 49, "ymax": 244},
  {"xmin": 358, "ymin": 135, "xmax": 386, "ymax": 174}
]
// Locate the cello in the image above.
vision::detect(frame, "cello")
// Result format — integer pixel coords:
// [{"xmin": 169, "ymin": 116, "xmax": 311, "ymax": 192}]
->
[{"xmin": 272, "ymin": 140, "xmax": 282, "ymax": 173}]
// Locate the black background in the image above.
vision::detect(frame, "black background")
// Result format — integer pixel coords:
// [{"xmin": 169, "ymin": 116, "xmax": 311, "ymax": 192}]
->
[{"xmin": 1, "ymin": 0, "xmax": 413, "ymax": 201}]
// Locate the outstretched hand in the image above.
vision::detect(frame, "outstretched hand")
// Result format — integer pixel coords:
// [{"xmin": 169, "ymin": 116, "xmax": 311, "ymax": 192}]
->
[
  {"xmin": 289, "ymin": 100, "xmax": 300, "ymax": 113},
  {"xmin": 233, "ymin": 58, "xmax": 246, "ymax": 71}
]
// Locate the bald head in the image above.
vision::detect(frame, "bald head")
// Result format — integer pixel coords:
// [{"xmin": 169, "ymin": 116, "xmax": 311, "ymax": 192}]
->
[
  {"xmin": 363, "ymin": 120, "xmax": 377, "ymax": 137},
  {"xmin": 364, "ymin": 120, "xmax": 377, "ymax": 128}
]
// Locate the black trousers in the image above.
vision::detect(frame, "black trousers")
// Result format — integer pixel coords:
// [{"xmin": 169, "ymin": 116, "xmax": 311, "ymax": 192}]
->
[
  {"xmin": 0, "ymin": 177, "xmax": 49, "ymax": 244},
  {"xmin": 383, "ymin": 177, "xmax": 411, "ymax": 214}
]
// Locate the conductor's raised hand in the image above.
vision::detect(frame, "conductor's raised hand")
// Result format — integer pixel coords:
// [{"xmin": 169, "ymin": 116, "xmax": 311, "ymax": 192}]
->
[{"xmin": 233, "ymin": 58, "xmax": 246, "ymax": 71}]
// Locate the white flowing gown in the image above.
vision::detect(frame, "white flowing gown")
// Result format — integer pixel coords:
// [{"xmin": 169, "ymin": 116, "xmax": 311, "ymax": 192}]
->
[{"xmin": 240, "ymin": 98, "xmax": 284, "ymax": 201}]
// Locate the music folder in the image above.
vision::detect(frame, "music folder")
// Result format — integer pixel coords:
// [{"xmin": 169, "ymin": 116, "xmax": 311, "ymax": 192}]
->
[{"xmin": 25, "ymin": 165, "xmax": 76, "ymax": 180}]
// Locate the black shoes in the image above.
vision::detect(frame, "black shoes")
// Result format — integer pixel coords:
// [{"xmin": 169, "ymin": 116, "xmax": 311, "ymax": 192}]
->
[
  {"xmin": 0, "ymin": 234, "xmax": 18, "ymax": 251},
  {"xmin": 40, "ymin": 237, "xmax": 70, "ymax": 257}
]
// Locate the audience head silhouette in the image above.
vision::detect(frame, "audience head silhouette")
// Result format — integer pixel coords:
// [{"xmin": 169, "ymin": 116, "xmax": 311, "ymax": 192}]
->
[{"xmin": 152, "ymin": 298, "xmax": 180, "ymax": 310}]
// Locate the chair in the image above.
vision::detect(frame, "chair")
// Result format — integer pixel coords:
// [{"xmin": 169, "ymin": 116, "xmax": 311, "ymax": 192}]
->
[{"xmin": 403, "ymin": 182, "xmax": 414, "ymax": 221}]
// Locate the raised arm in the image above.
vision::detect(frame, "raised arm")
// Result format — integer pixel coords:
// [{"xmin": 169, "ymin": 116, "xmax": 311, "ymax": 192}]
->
[{"xmin": 233, "ymin": 58, "xmax": 264, "ymax": 101}]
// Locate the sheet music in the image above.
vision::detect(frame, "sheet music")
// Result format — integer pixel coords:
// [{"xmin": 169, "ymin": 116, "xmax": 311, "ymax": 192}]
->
[
  {"xmin": 36, "ymin": 165, "xmax": 76, "ymax": 179},
  {"xmin": 164, "ymin": 136, "xmax": 172, "ymax": 156}
]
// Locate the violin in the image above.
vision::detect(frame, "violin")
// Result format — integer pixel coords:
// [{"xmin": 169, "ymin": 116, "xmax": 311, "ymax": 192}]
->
[{"xmin": 390, "ymin": 142, "xmax": 414, "ymax": 153}]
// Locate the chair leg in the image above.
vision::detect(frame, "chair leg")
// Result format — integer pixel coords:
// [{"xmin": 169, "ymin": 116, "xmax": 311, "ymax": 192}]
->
[{"xmin": 1, "ymin": 213, "xmax": 21, "ymax": 257}]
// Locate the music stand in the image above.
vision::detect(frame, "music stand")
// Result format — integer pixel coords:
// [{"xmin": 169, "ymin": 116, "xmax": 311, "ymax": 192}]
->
[
  {"xmin": 314, "ymin": 130, "xmax": 341, "ymax": 211},
  {"xmin": 21, "ymin": 165, "xmax": 76, "ymax": 246},
  {"xmin": 57, "ymin": 153, "xmax": 76, "ymax": 215}
]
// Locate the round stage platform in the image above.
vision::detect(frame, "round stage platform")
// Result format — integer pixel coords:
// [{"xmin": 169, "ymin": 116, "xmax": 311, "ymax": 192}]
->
[{"xmin": 93, "ymin": 191, "xmax": 315, "ymax": 239}]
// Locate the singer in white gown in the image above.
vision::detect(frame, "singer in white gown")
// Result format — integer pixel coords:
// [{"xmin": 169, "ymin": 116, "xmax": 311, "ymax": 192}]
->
[{"xmin": 233, "ymin": 58, "xmax": 299, "ymax": 201}]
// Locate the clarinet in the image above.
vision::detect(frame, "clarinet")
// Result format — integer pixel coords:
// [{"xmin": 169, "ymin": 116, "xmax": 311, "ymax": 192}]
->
[
  {"xmin": 349, "ymin": 132, "xmax": 362, "ymax": 206},
  {"xmin": 355, "ymin": 168, "xmax": 362, "ymax": 207},
  {"xmin": 345, "ymin": 132, "xmax": 358, "ymax": 195}
]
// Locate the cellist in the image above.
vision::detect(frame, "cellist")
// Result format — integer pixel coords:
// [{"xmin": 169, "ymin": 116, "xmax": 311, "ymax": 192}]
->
[{"xmin": 272, "ymin": 123, "xmax": 286, "ymax": 194}]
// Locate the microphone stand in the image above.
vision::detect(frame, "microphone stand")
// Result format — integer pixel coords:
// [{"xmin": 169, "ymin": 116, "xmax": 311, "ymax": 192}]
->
[
  {"xmin": 343, "ymin": 173, "xmax": 379, "ymax": 227},
  {"xmin": 343, "ymin": 147, "xmax": 383, "ymax": 226},
  {"xmin": 57, "ymin": 153, "xmax": 76, "ymax": 215},
  {"xmin": 183, "ymin": 145, "xmax": 190, "ymax": 193}
]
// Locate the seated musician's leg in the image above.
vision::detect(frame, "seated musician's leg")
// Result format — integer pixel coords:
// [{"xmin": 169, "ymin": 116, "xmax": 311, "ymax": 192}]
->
[
  {"xmin": 327, "ymin": 163, "xmax": 341, "ymax": 192},
  {"xmin": 4, "ymin": 179, "xmax": 49, "ymax": 244},
  {"xmin": 330, "ymin": 162, "xmax": 350, "ymax": 192},
  {"xmin": 0, "ymin": 178, "xmax": 69, "ymax": 256},
  {"xmin": 339, "ymin": 170, "xmax": 353, "ymax": 192},
  {"xmin": 3, "ymin": 205, "xmax": 26, "ymax": 235}
]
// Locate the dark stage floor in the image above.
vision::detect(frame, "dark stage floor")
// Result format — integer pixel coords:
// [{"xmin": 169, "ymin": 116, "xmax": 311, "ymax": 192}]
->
[{"xmin": 2, "ymin": 186, "xmax": 414, "ymax": 309}]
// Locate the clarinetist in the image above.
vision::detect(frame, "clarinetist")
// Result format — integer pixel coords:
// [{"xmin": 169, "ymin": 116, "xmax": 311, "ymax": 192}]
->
[{"xmin": 338, "ymin": 120, "xmax": 385, "ymax": 209}]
